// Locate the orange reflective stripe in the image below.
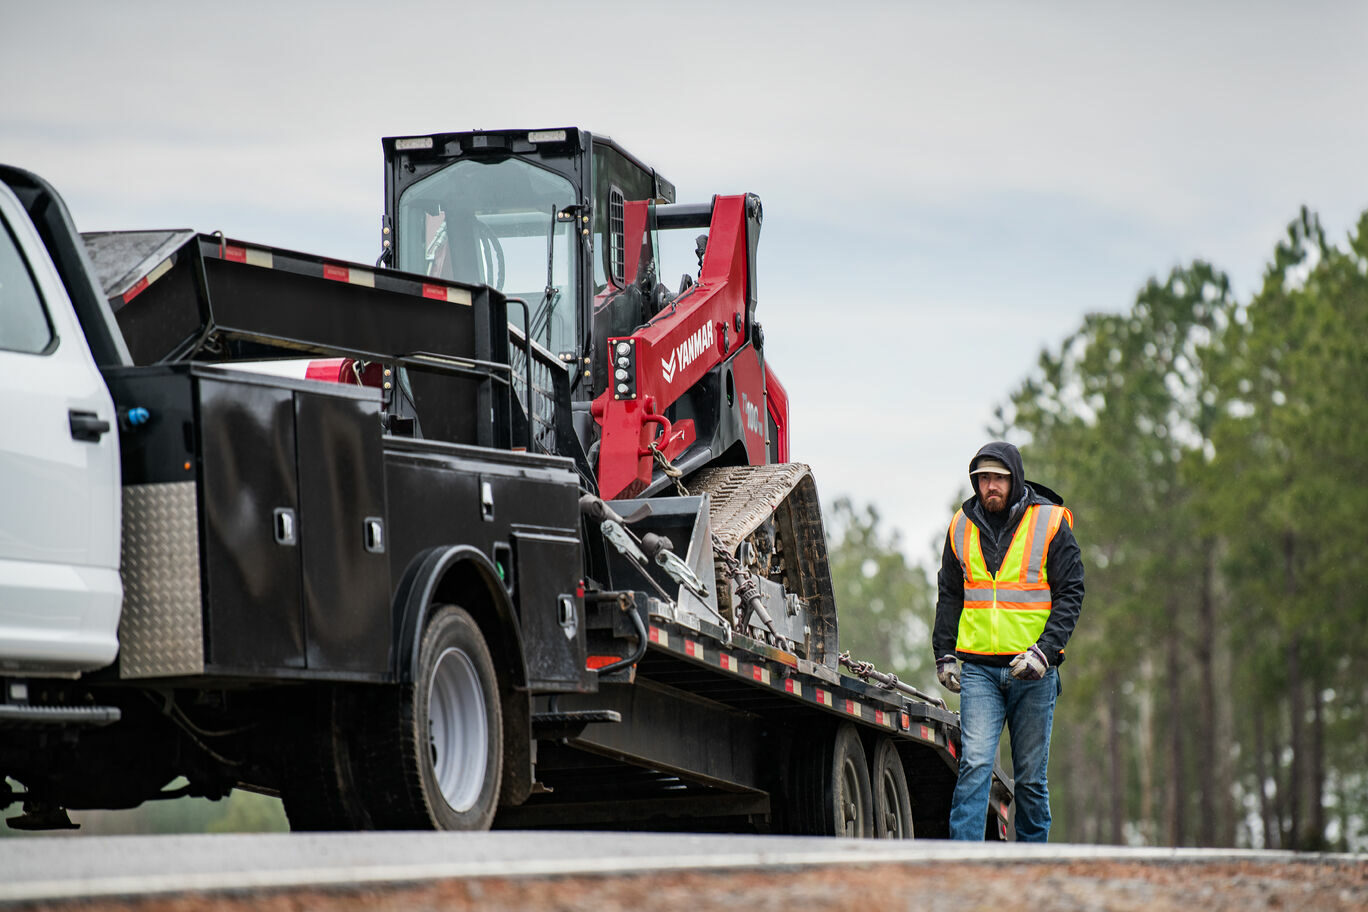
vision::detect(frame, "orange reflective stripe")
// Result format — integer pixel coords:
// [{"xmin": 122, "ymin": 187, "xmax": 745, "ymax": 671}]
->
[
  {"xmin": 995, "ymin": 594, "xmax": 1053, "ymax": 607},
  {"xmin": 993, "ymin": 580, "xmax": 1048, "ymax": 593}
]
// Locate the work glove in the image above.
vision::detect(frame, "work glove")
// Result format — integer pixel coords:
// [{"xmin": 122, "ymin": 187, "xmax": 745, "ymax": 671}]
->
[
  {"xmin": 1008, "ymin": 643, "xmax": 1049, "ymax": 681},
  {"xmin": 936, "ymin": 655, "xmax": 961, "ymax": 693}
]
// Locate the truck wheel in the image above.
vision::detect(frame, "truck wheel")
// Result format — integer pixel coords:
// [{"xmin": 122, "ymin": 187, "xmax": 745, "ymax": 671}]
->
[
  {"xmin": 358, "ymin": 605, "xmax": 503, "ymax": 830},
  {"xmin": 870, "ymin": 737, "xmax": 914, "ymax": 838},
  {"xmin": 788, "ymin": 723, "xmax": 873, "ymax": 837}
]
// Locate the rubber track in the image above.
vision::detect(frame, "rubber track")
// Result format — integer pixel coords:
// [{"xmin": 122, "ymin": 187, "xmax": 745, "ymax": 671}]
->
[
  {"xmin": 689, "ymin": 463, "xmax": 839, "ymax": 665},
  {"xmin": 689, "ymin": 463, "xmax": 815, "ymax": 550}
]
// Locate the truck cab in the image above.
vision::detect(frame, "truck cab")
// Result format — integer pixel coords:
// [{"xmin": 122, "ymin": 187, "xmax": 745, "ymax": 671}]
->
[{"xmin": 0, "ymin": 169, "xmax": 123, "ymax": 674}]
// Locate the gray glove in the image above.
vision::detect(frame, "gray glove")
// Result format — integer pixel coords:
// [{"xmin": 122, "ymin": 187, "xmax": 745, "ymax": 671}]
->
[
  {"xmin": 936, "ymin": 655, "xmax": 961, "ymax": 693},
  {"xmin": 1008, "ymin": 643, "xmax": 1049, "ymax": 681}
]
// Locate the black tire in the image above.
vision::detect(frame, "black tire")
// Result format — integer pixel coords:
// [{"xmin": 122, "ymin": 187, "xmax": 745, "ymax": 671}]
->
[
  {"xmin": 870, "ymin": 737, "xmax": 914, "ymax": 839},
  {"xmin": 279, "ymin": 688, "xmax": 372, "ymax": 832},
  {"xmin": 354, "ymin": 605, "xmax": 503, "ymax": 830},
  {"xmin": 786, "ymin": 723, "xmax": 874, "ymax": 837}
]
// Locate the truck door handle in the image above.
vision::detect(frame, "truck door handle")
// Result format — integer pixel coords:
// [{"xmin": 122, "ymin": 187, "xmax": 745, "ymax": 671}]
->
[{"xmin": 69, "ymin": 410, "xmax": 111, "ymax": 442}]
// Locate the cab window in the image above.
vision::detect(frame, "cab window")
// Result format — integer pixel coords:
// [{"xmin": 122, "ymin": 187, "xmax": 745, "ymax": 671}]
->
[
  {"xmin": 592, "ymin": 144, "xmax": 656, "ymax": 291},
  {"xmin": 396, "ymin": 157, "xmax": 579, "ymax": 357},
  {"xmin": 0, "ymin": 216, "xmax": 54, "ymax": 355}
]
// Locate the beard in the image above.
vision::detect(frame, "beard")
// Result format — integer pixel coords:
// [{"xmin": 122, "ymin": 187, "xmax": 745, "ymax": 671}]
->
[{"xmin": 982, "ymin": 490, "xmax": 1008, "ymax": 513}]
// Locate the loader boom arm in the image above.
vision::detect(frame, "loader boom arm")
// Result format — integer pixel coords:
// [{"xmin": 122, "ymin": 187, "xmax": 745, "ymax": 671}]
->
[{"xmin": 591, "ymin": 194, "xmax": 772, "ymax": 499}]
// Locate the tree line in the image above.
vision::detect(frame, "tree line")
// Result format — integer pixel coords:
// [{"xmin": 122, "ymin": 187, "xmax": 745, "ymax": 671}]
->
[{"xmin": 833, "ymin": 207, "xmax": 1367, "ymax": 849}]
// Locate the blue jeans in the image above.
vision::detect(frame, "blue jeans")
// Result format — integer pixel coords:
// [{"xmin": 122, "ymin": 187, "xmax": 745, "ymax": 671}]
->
[{"xmin": 948, "ymin": 661, "xmax": 1059, "ymax": 841}]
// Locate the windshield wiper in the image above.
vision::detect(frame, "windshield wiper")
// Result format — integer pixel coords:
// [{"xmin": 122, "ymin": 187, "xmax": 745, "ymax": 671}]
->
[
  {"xmin": 530, "ymin": 203, "xmax": 591, "ymax": 347},
  {"xmin": 528, "ymin": 204, "xmax": 564, "ymax": 346}
]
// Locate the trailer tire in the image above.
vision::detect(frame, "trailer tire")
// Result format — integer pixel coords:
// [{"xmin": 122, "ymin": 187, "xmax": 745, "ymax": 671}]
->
[
  {"xmin": 356, "ymin": 605, "xmax": 503, "ymax": 830},
  {"xmin": 788, "ymin": 723, "xmax": 873, "ymax": 837},
  {"xmin": 870, "ymin": 737, "xmax": 914, "ymax": 838}
]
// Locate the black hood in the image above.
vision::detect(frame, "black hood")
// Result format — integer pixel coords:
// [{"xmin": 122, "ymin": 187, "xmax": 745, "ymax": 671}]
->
[
  {"xmin": 969, "ymin": 441, "xmax": 1026, "ymax": 508},
  {"xmin": 967, "ymin": 441, "xmax": 1065, "ymax": 512}
]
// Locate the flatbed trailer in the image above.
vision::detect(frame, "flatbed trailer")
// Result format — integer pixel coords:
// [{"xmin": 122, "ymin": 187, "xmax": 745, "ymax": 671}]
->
[{"xmin": 0, "ymin": 164, "xmax": 1012, "ymax": 838}]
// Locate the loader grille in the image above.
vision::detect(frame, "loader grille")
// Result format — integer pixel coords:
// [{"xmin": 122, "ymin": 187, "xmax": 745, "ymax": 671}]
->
[{"xmin": 609, "ymin": 187, "xmax": 625, "ymax": 283}]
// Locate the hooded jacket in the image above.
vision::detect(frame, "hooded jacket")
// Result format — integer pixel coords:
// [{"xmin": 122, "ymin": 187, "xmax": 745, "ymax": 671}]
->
[{"xmin": 932, "ymin": 441, "xmax": 1084, "ymax": 667}]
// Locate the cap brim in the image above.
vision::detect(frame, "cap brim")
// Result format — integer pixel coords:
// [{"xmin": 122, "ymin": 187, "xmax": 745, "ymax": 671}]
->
[{"xmin": 970, "ymin": 467, "xmax": 1012, "ymax": 476}]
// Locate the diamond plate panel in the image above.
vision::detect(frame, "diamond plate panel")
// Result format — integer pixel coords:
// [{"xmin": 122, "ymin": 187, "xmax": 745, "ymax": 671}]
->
[{"xmin": 119, "ymin": 482, "xmax": 204, "ymax": 678}]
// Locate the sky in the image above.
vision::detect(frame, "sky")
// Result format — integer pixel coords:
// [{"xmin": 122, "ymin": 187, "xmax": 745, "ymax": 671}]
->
[{"xmin": 4, "ymin": 0, "xmax": 1366, "ymax": 563}]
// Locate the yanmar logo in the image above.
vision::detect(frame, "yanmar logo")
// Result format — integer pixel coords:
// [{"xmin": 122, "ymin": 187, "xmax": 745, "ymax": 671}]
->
[{"xmin": 660, "ymin": 321, "xmax": 715, "ymax": 384}]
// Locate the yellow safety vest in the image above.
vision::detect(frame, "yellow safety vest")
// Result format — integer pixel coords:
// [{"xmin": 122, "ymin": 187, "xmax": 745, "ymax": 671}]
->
[{"xmin": 949, "ymin": 503, "xmax": 1073, "ymax": 658}]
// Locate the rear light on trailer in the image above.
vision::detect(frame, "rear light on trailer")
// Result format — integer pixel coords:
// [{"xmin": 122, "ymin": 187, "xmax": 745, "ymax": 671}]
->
[
  {"xmin": 304, "ymin": 358, "xmax": 386, "ymax": 388},
  {"xmin": 305, "ymin": 358, "xmax": 349, "ymax": 383}
]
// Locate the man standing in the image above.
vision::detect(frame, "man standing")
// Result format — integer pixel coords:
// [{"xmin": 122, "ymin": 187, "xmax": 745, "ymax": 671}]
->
[{"xmin": 934, "ymin": 441, "xmax": 1083, "ymax": 841}]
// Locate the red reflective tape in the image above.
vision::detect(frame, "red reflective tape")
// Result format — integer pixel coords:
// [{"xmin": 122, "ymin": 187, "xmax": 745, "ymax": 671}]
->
[
  {"xmin": 323, "ymin": 264, "xmax": 350, "ymax": 282},
  {"xmin": 901, "ymin": 712, "xmax": 910, "ymax": 730},
  {"xmin": 785, "ymin": 678, "xmax": 802, "ymax": 697},
  {"xmin": 875, "ymin": 710, "xmax": 885, "ymax": 726},
  {"xmin": 999, "ymin": 802, "xmax": 1008, "ymax": 818},
  {"xmin": 224, "ymin": 245, "xmax": 246, "ymax": 263},
  {"xmin": 845, "ymin": 699, "xmax": 857, "ymax": 716},
  {"xmin": 585, "ymin": 655, "xmax": 621, "ymax": 670},
  {"xmin": 422, "ymin": 283, "xmax": 448, "ymax": 299},
  {"xmin": 648, "ymin": 626, "xmax": 663, "ymax": 644},
  {"xmin": 720, "ymin": 653, "xmax": 736, "ymax": 672},
  {"xmin": 948, "ymin": 740, "xmax": 958, "ymax": 758},
  {"xmin": 122, "ymin": 277, "xmax": 149, "ymax": 304},
  {"xmin": 920, "ymin": 725, "xmax": 931, "ymax": 740},
  {"xmin": 752, "ymin": 666, "xmax": 763, "ymax": 681},
  {"xmin": 685, "ymin": 640, "xmax": 701, "ymax": 658}
]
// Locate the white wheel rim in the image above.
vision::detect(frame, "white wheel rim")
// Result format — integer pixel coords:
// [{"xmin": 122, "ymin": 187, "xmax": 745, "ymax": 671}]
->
[
  {"xmin": 879, "ymin": 766, "xmax": 906, "ymax": 837},
  {"xmin": 840, "ymin": 756, "xmax": 865, "ymax": 836},
  {"xmin": 427, "ymin": 646, "xmax": 488, "ymax": 813}
]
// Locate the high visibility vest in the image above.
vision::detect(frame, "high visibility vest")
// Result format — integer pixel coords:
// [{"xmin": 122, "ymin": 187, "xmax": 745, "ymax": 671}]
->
[{"xmin": 949, "ymin": 503, "xmax": 1073, "ymax": 657}]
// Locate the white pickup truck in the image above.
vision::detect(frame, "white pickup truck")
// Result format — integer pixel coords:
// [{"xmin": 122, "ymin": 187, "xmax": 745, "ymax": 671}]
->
[{"xmin": 0, "ymin": 167, "xmax": 125, "ymax": 680}]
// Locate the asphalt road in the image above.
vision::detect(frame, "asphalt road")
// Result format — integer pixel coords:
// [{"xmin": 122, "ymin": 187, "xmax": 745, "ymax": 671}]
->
[{"xmin": 0, "ymin": 832, "xmax": 1362, "ymax": 906}]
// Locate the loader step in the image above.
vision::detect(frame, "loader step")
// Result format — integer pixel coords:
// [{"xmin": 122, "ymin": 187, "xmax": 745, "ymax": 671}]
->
[{"xmin": 531, "ymin": 709, "xmax": 622, "ymax": 740}]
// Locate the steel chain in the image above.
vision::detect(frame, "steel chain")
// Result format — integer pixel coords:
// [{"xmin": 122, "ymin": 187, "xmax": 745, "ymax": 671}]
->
[{"xmin": 648, "ymin": 443, "xmax": 690, "ymax": 496}]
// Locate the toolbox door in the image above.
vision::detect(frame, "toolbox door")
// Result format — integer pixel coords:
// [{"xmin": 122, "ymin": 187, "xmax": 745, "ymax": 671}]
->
[
  {"xmin": 512, "ymin": 531, "xmax": 589, "ymax": 691},
  {"xmin": 198, "ymin": 377, "xmax": 306, "ymax": 670},
  {"xmin": 295, "ymin": 389, "xmax": 390, "ymax": 674}
]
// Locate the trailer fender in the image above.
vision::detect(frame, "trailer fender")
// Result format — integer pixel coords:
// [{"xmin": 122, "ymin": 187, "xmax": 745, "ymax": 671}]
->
[{"xmin": 392, "ymin": 545, "xmax": 528, "ymax": 691}]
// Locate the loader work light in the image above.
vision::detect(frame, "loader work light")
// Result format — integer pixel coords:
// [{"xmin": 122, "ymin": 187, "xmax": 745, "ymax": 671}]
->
[
  {"xmin": 393, "ymin": 136, "xmax": 434, "ymax": 151},
  {"xmin": 611, "ymin": 338, "xmax": 637, "ymax": 400},
  {"xmin": 528, "ymin": 130, "xmax": 567, "ymax": 143}
]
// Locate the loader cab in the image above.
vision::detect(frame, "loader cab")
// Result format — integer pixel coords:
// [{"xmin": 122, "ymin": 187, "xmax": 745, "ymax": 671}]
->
[{"xmin": 382, "ymin": 128, "xmax": 673, "ymax": 404}]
